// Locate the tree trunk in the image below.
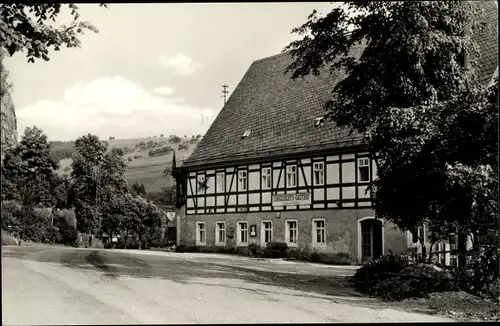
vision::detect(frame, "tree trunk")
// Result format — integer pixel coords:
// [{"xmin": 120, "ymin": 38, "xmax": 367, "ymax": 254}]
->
[
  {"xmin": 427, "ymin": 241, "xmax": 435, "ymax": 264},
  {"xmin": 458, "ymin": 232, "xmax": 467, "ymax": 267},
  {"xmin": 138, "ymin": 233, "xmax": 142, "ymax": 250},
  {"xmin": 421, "ymin": 244, "xmax": 427, "ymax": 262}
]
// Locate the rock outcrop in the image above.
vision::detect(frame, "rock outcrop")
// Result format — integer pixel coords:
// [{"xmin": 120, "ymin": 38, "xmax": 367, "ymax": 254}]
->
[{"xmin": 1, "ymin": 54, "xmax": 18, "ymax": 157}]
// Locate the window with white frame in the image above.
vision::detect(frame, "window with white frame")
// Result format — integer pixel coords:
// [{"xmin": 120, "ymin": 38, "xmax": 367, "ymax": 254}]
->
[
  {"xmin": 238, "ymin": 170, "xmax": 247, "ymax": 191},
  {"xmin": 286, "ymin": 220, "xmax": 298, "ymax": 245},
  {"xmin": 358, "ymin": 158, "xmax": 370, "ymax": 183},
  {"xmin": 262, "ymin": 167, "xmax": 272, "ymax": 189},
  {"xmin": 216, "ymin": 172, "xmax": 225, "ymax": 193},
  {"xmin": 313, "ymin": 162, "xmax": 324, "ymax": 185},
  {"xmin": 237, "ymin": 221, "xmax": 248, "ymax": 245},
  {"xmin": 196, "ymin": 222, "xmax": 206, "ymax": 245},
  {"xmin": 286, "ymin": 165, "xmax": 297, "ymax": 187},
  {"xmin": 215, "ymin": 222, "xmax": 226, "ymax": 245},
  {"xmin": 313, "ymin": 219, "xmax": 326, "ymax": 245},
  {"xmin": 197, "ymin": 175, "xmax": 207, "ymax": 195},
  {"xmin": 262, "ymin": 221, "xmax": 273, "ymax": 244}
]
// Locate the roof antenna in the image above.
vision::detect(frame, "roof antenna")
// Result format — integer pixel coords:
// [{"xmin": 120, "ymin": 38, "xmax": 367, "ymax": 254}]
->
[{"xmin": 221, "ymin": 84, "xmax": 229, "ymax": 105}]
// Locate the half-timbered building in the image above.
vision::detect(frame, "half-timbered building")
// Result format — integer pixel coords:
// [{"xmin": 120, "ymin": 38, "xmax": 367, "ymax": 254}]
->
[{"xmin": 172, "ymin": 1, "xmax": 498, "ymax": 262}]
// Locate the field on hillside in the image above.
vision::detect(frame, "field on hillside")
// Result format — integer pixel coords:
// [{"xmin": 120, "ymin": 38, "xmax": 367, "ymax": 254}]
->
[{"xmin": 55, "ymin": 136, "xmax": 198, "ymax": 193}]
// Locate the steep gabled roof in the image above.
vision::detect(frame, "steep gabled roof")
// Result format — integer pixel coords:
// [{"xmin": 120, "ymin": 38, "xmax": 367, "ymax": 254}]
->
[
  {"xmin": 184, "ymin": 1, "xmax": 498, "ymax": 168},
  {"xmin": 184, "ymin": 47, "xmax": 366, "ymax": 168},
  {"xmin": 475, "ymin": 1, "xmax": 499, "ymax": 85}
]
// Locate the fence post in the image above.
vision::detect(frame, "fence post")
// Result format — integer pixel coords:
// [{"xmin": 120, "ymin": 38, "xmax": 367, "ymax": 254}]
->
[{"xmin": 444, "ymin": 243, "xmax": 450, "ymax": 266}]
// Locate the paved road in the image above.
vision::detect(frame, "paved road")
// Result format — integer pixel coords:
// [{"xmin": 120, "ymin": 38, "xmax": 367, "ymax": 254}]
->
[{"xmin": 1, "ymin": 246, "xmax": 454, "ymax": 324}]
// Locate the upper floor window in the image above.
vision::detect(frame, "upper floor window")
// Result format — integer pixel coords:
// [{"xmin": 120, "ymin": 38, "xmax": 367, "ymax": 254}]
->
[
  {"xmin": 262, "ymin": 167, "xmax": 272, "ymax": 189},
  {"xmin": 238, "ymin": 170, "xmax": 247, "ymax": 191},
  {"xmin": 286, "ymin": 165, "xmax": 297, "ymax": 187},
  {"xmin": 313, "ymin": 162, "xmax": 324, "ymax": 185},
  {"xmin": 358, "ymin": 158, "xmax": 370, "ymax": 183},
  {"xmin": 216, "ymin": 172, "xmax": 225, "ymax": 193},
  {"xmin": 197, "ymin": 175, "xmax": 207, "ymax": 195}
]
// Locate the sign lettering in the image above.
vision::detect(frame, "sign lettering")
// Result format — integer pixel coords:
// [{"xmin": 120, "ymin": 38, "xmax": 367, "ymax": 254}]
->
[{"xmin": 272, "ymin": 192, "xmax": 311, "ymax": 206}]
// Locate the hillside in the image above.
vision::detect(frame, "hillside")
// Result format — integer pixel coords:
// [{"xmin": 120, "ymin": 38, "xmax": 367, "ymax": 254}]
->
[{"xmin": 54, "ymin": 136, "xmax": 198, "ymax": 193}]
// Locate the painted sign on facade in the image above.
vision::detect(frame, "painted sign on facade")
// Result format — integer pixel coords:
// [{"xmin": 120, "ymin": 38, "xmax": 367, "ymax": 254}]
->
[
  {"xmin": 272, "ymin": 192, "xmax": 311, "ymax": 206},
  {"xmin": 250, "ymin": 224, "xmax": 257, "ymax": 237}
]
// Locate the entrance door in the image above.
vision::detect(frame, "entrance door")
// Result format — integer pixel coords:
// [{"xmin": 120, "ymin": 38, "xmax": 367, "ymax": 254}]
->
[{"xmin": 361, "ymin": 219, "xmax": 383, "ymax": 261}]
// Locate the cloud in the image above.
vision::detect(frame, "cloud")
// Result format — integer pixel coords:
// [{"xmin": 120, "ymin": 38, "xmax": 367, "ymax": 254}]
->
[
  {"xmin": 16, "ymin": 76, "xmax": 217, "ymax": 141},
  {"xmin": 158, "ymin": 53, "xmax": 201, "ymax": 75},
  {"xmin": 152, "ymin": 86, "xmax": 174, "ymax": 96}
]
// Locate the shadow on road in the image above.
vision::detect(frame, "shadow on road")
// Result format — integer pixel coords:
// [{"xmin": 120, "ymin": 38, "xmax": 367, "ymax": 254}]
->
[{"xmin": 1, "ymin": 246, "xmax": 382, "ymax": 308}]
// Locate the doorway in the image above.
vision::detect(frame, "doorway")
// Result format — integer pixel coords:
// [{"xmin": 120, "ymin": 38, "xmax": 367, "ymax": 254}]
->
[{"xmin": 360, "ymin": 218, "xmax": 383, "ymax": 261}]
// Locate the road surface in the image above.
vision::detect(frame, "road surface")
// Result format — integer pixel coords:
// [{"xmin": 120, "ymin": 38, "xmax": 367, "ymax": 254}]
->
[{"xmin": 1, "ymin": 246, "xmax": 454, "ymax": 324}]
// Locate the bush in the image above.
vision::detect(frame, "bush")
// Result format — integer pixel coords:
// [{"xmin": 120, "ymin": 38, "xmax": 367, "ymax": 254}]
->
[
  {"xmin": 263, "ymin": 242, "xmax": 288, "ymax": 258},
  {"xmin": 45, "ymin": 225, "xmax": 61, "ymax": 244},
  {"xmin": 148, "ymin": 146, "xmax": 173, "ymax": 157},
  {"xmin": 175, "ymin": 245, "xmax": 200, "ymax": 253},
  {"xmin": 311, "ymin": 252, "xmax": 352, "ymax": 265},
  {"xmin": 178, "ymin": 144, "xmax": 189, "ymax": 151},
  {"xmin": 1, "ymin": 230, "xmax": 19, "ymax": 245},
  {"xmin": 15, "ymin": 206, "xmax": 52, "ymax": 243},
  {"xmin": 353, "ymin": 253, "xmax": 410, "ymax": 291},
  {"xmin": 372, "ymin": 263, "xmax": 458, "ymax": 300},
  {"xmin": 287, "ymin": 248, "xmax": 312, "ymax": 261},
  {"xmin": 77, "ymin": 233, "xmax": 104, "ymax": 248},
  {"xmin": 454, "ymin": 247, "xmax": 500, "ymax": 302},
  {"xmin": 353, "ymin": 253, "xmax": 463, "ymax": 301},
  {"xmin": 53, "ymin": 209, "xmax": 77, "ymax": 229},
  {"xmin": 1, "ymin": 200, "xmax": 23, "ymax": 232},
  {"xmin": 128, "ymin": 157, "xmax": 133, "ymax": 162}
]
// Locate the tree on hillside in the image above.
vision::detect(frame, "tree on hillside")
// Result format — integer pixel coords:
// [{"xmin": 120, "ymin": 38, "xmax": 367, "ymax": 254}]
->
[
  {"xmin": 1, "ymin": 3, "xmax": 107, "ymax": 63},
  {"xmin": 145, "ymin": 185, "xmax": 176, "ymax": 207},
  {"xmin": 131, "ymin": 182, "xmax": 146, "ymax": 196},
  {"xmin": 285, "ymin": 1, "xmax": 498, "ymax": 267},
  {"xmin": 1, "ymin": 126, "xmax": 59, "ymax": 206},
  {"xmin": 168, "ymin": 135, "xmax": 181, "ymax": 144}
]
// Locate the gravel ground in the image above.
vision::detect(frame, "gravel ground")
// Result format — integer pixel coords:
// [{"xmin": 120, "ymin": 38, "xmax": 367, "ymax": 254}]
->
[
  {"xmin": 399, "ymin": 291, "xmax": 500, "ymax": 322},
  {"xmin": 2, "ymin": 245, "xmax": 457, "ymax": 324}
]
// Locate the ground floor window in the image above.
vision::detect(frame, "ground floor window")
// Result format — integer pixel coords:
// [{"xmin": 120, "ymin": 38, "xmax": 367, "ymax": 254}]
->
[
  {"xmin": 312, "ymin": 219, "xmax": 326, "ymax": 245},
  {"xmin": 237, "ymin": 221, "xmax": 248, "ymax": 245},
  {"xmin": 261, "ymin": 221, "xmax": 273, "ymax": 244},
  {"xmin": 196, "ymin": 222, "xmax": 206, "ymax": 245},
  {"xmin": 216, "ymin": 222, "xmax": 226, "ymax": 245},
  {"xmin": 285, "ymin": 220, "xmax": 298, "ymax": 245}
]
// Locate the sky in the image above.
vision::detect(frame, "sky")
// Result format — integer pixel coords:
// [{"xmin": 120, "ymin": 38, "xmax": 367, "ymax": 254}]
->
[{"xmin": 5, "ymin": 2, "xmax": 338, "ymax": 142}]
